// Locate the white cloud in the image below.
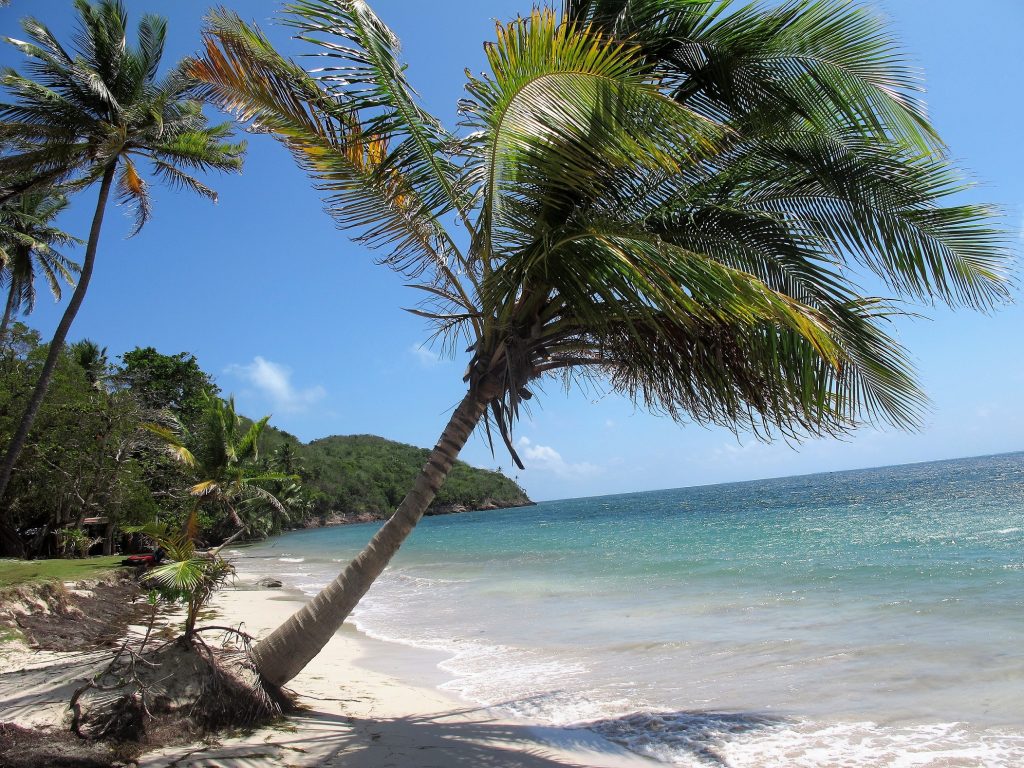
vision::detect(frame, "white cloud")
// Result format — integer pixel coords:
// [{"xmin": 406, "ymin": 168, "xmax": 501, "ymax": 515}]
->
[
  {"xmin": 226, "ymin": 356, "xmax": 325, "ymax": 413},
  {"xmin": 517, "ymin": 436, "xmax": 599, "ymax": 478},
  {"xmin": 410, "ymin": 344, "xmax": 442, "ymax": 368}
]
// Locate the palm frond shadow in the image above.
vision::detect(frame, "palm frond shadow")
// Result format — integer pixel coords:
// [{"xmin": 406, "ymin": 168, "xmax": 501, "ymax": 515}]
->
[
  {"xmin": 586, "ymin": 709, "xmax": 789, "ymax": 767},
  {"xmin": 156, "ymin": 702, "xmax": 788, "ymax": 767}
]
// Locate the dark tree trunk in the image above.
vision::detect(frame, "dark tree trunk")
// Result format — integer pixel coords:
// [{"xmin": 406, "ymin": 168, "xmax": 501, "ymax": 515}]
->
[
  {"xmin": 0, "ymin": 282, "xmax": 18, "ymax": 346},
  {"xmin": 0, "ymin": 519, "xmax": 23, "ymax": 558},
  {"xmin": 0, "ymin": 165, "xmax": 116, "ymax": 528}
]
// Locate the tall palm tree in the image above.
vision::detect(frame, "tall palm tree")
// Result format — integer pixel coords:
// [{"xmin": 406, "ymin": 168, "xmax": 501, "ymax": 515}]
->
[
  {"xmin": 0, "ymin": 190, "xmax": 79, "ymax": 345},
  {"xmin": 0, "ymin": 0, "xmax": 245, "ymax": 553},
  {"xmin": 191, "ymin": 0, "xmax": 1010, "ymax": 686}
]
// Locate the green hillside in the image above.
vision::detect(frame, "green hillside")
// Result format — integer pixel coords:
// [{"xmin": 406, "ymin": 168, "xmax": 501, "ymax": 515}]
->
[{"xmin": 259, "ymin": 428, "xmax": 531, "ymax": 523}]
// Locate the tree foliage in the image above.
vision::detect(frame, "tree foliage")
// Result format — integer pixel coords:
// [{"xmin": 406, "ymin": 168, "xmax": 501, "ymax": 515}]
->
[
  {"xmin": 0, "ymin": 190, "xmax": 80, "ymax": 343},
  {"xmin": 119, "ymin": 348, "xmax": 219, "ymax": 429},
  {"xmin": 0, "ymin": 0, "xmax": 246, "ymax": 544},
  {"xmin": 0, "ymin": 325, "xmax": 159, "ymax": 555},
  {"xmin": 192, "ymin": 0, "xmax": 1010, "ymax": 467},
  {"xmin": 297, "ymin": 434, "xmax": 529, "ymax": 518},
  {"xmin": 0, "ymin": 324, "xmax": 526, "ymax": 557}
]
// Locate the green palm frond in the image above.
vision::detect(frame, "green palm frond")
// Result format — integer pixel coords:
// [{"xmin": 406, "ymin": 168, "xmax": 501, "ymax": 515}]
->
[
  {"xmin": 0, "ymin": 0, "xmax": 244, "ymax": 213},
  {"xmin": 238, "ymin": 479, "xmax": 292, "ymax": 514},
  {"xmin": 150, "ymin": 557, "xmax": 233, "ymax": 598},
  {"xmin": 236, "ymin": 414, "xmax": 271, "ymax": 462},
  {"xmin": 0, "ymin": 189, "xmax": 79, "ymax": 327},
  {"xmin": 286, "ymin": 0, "xmax": 474, "ymax": 226},
  {"xmin": 564, "ymin": 0, "xmax": 939, "ymax": 152},
  {"xmin": 188, "ymin": 6, "xmax": 477, "ymax": 322},
  {"xmin": 461, "ymin": 9, "xmax": 730, "ymax": 265},
  {"xmin": 145, "ymin": 393, "xmax": 291, "ymax": 532}
]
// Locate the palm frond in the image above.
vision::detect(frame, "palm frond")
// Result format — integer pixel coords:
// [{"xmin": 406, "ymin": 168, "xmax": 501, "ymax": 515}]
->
[
  {"xmin": 116, "ymin": 155, "xmax": 150, "ymax": 236},
  {"xmin": 565, "ymin": 0, "xmax": 939, "ymax": 152},
  {"xmin": 462, "ymin": 9, "xmax": 729, "ymax": 263},
  {"xmin": 142, "ymin": 422, "xmax": 197, "ymax": 466},
  {"xmin": 188, "ymin": 7, "xmax": 475, "ymax": 321},
  {"xmin": 0, "ymin": 0, "xmax": 243, "ymax": 223},
  {"xmin": 190, "ymin": 479, "xmax": 219, "ymax": 497},
  {"xmin": 236, "ymin": 414, "xmax": 270, "ymax": 462}
]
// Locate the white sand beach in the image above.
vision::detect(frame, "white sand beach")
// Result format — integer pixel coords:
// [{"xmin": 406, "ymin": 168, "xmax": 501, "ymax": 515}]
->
[{"xmin": 0, "ymin": 576, "xmax": 656, "ymax": 768}]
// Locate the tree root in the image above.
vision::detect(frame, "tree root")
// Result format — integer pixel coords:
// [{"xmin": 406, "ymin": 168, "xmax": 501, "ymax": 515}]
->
[{"xmin": 70, "ymin": 618, "xmax": 290, "ymax": 744}]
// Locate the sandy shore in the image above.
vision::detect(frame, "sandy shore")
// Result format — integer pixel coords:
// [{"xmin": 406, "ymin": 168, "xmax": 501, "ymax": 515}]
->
[
  {"xmin": 137, "ymin": 578, "xmax": 657, "ymax": 767},
  {"xmin": 0, "ymin": 565, "xmax": 655, "ymax": 765},
  {"xmin": 0, "ymin": 570, "xmax": 656, "ymax": 767}
]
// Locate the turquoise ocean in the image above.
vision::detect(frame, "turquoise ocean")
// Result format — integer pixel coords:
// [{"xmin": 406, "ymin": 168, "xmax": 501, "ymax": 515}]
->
[{"xmin": 237, "ymin": 452, "xmax": 1024, "ymax": 767}]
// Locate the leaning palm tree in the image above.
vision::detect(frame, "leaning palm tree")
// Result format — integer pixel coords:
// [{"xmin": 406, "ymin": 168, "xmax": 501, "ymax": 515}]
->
[
  {"xmin": 0, "ymin": 190, "xmax": 79, "ymax": 345},
  {"xmin": 191, "ymin": 0, "xmax": 1010, "ymax": 686},
  {"xmin": 0, "ymin": 0, "xmax": 245, "ymax": 550}
]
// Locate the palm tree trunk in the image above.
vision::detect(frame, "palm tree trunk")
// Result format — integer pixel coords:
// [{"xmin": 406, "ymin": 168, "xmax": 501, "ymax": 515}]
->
[
  {"xmin": 0, "ymin": 164, "xmax": 116, "ymax": 550},
  {"xmin": 252, "ymin": 389, "xmax": 489, "ymax": 687},
  {"xmin": 0, "ymin": 283, "xmax": 18, "ymax": 346}
]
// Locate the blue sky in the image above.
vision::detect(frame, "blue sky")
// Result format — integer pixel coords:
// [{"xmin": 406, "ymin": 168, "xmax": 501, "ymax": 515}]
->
[{"xmin": 2, "ymin": 0, "xmax": 1022, "ymax": 501}]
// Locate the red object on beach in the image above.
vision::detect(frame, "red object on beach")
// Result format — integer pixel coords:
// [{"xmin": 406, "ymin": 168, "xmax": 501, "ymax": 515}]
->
[
  {"xmin": 120, "ymin": 548, "xmax": 165, "ymax": 568},
  {"xmin": 122, "ymin": 554, "xmax": 156, "ymax": 566}
]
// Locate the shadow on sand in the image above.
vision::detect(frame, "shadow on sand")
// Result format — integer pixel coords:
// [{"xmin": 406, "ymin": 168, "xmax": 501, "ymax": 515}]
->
[{"xmin": 138, "ymin": 704, "xmax": 788, "ymax": 767}]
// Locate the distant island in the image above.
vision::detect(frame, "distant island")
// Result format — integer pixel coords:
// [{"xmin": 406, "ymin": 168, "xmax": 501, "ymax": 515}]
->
[{"xmin": 258, "ymin": 428, "xmax": 533, "ymax": 527}]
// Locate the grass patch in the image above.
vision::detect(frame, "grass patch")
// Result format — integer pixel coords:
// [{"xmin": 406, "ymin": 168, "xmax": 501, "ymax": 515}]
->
[
  {"xmin": 0, "ymin": 625, "xmax": 24, "ymax": 645},
  {"xmin": 0, "ymin": 556, "xmax": 123, "ymax": 589}
]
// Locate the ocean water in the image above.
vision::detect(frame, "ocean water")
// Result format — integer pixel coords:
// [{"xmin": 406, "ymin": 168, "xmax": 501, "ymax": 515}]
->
[{"xmin": 237, "ymin": 452, "xmax": 1024, "ymax": 767}]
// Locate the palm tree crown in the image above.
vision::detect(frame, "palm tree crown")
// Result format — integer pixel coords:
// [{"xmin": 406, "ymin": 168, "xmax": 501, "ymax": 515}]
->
[
  {"xmin": 187, "ymin": 0, "xmax": 1010, "ymax": 686},
  {"xmin": 0, "ymin": 190, "xmax": 79, "ymax": 343},
  {"xmin": 0, "ymin": 0, "xmax": 245, "ymax": 221},
  {"xmin": 195, "ymin": 0, "xmax": 1008, "ymax": 456},
  {"xmin": 147, "ymin": 395, "xmax": 292, "ymax": 537}
]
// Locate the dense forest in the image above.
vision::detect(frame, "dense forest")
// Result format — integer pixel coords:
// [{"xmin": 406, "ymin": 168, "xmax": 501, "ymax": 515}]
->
[{"xmin": 0, "ymin": 323, "xmax": 529, "ymax": 558}]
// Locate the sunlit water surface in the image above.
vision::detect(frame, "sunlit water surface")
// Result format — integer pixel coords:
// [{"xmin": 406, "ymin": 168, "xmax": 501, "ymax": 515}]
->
[{"xmin": 238, "ymin": 452, "xmax": 1024, "ymax": 767}]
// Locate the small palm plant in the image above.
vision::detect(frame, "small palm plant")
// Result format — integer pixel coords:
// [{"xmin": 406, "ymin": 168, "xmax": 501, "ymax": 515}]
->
[
  {"xmin": 0, "ymin": 0, "xmax": 246, "ymax": 545},
  {"xmin": 128, "ymin": 520, "xmax": 234, "ymax": 638}
]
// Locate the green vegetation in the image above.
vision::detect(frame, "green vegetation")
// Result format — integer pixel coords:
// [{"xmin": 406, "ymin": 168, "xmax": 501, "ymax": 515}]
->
[
  {"xmin": 0, "ymin": 0, "xmax": 245, "ymax": 552},
  {"xmin": 128, "ymin": 521, "xmax": 234, "ymax": 637},
  {"xmin": 0, "ymin": 191, "xmax": 79, "ymax": 345},
  {"xmin": 296, "ymin": 434, "xmax": 529, "ymax": 519},
  {"xmin": 0, "ymin": 322, "xmax": 529, "ymax": 558},
  {"xmin": 0, "ymin": 555, "xmax": 122, "ymax": 589},
  {"xmin": 146, "ymin": 395, "xmax": 294, "ymax": 541}
]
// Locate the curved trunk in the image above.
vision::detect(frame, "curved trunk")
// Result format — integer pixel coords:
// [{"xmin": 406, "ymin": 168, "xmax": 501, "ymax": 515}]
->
[
  {"xmin": 0, "ymin": 164, "xmax": 116, "ymax": 540},
  {"xmin": 252, "ymin": 389, "xmax": 488, "ymax": 687}
]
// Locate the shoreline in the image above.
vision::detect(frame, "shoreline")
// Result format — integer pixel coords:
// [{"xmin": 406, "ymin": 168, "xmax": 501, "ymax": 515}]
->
[
  {"xmin": 286, "ymin": 496, "xmax": 537, "ymax": 531},
  {"xmin": 140, "ymin": 564, "xmax": 657, "ymax": 767}
]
